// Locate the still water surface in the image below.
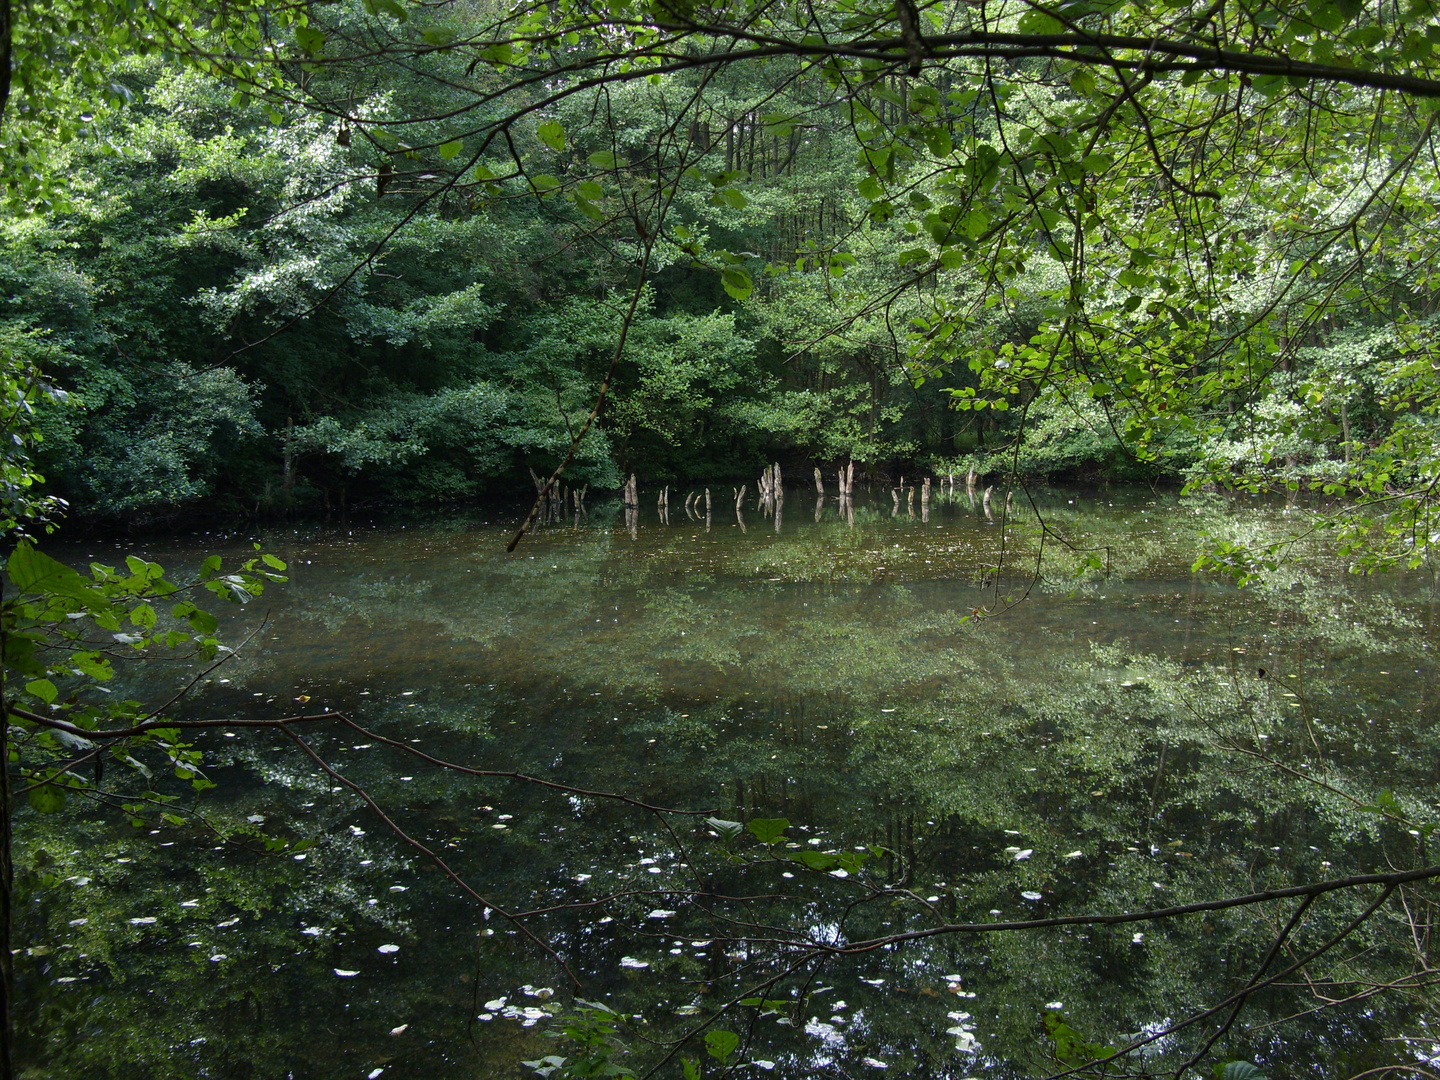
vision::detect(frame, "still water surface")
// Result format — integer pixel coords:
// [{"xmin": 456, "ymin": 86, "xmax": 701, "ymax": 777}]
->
[{"xmin": 16, "ymin": 487, "xmax": 1440, "ymax": 1078}]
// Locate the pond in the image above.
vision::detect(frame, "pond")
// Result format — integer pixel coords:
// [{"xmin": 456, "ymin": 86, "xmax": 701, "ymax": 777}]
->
[{"xmin": 13, "ymin": 484, "xmax": 1440, "ymax": 1079}]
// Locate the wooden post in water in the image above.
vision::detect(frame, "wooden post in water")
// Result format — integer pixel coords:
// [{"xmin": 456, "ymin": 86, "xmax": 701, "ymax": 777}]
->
[
  {"xmin": 983, "ymin": 485, "xmax": 994, "ymax": 522},
  {"xmin": 705, "ymin": 488, "xmax": 712, "ymax": 513},
  {"xmin": 814, "ymin": 467, "xmax": 824, "ymax": 495}
]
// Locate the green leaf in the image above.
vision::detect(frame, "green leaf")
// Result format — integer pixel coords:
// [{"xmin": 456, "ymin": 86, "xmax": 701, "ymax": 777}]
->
[
  {"xmin": 721, "ymin": 266, "xmax": 753, "ymax": 301},
  {"xmin": 29, "ymin": 784, "xmax": 65, "ymax": 813},
  {"xmin": 739, "ymin": 997, "xmax": 789, "ymax": 1010},
  {"xmin": 572, "ymin": 195, "xmax": 605, "ymax": 220},
  {"xmin": 9, "ymin": 543, "xmax": 105, "ymax": 608},
  {"xmin": 1043, "ymin": 1011, "xmax": 1116, "ymax": 1066},
  {"xmin": 295, "ymin": 26, "xmax": 326, "ymax": 55},
  {"xmin": 439, "ymin": 140, "xmax": 463, "ymax": 160},
  {"xmin": 1215, "ymin": 1064, "xmax": 1268, "ymax": 1080},
  {"xmin": 25, "ymin": 679, "xmax": 58, "ymax": 704},
  {"xmin": 793, "ymin": 849, "xmax": 840, "ymax": 871},
  {"xmin": 363, "ymin": 0, "xmax": 408, "ymax": 21},
  {"xmin": 706, "ymin": 817, "xmax": 744, "ymax": 841},
  {"xmin": 588, "ymin": 151, "xmax": 620, "ymax": 169},
  {"xmin": 537, "ymin": 121, "xmax": 566, "ymax": 151},
  {"xmin": 747, "ymin": 817, "xmax": 788, "ymax": 844},
  {"xmin": 70, "ymin": 651, "xmax": 114, "ymax": 681},
  {"xmin": 923, "ymin": 126, "xmax": 953, "ymax": 157},
  {"xmin": 705, "ymin": 1029, "xmax": 739, "ymax": 1062},
  {"xmin": 682, "ymin": 1060, "xmax": 701, "ymax": 1080},
  {"xmin": 1018, "ymin": 8, "xmax": 1063, "ymax": 32}
]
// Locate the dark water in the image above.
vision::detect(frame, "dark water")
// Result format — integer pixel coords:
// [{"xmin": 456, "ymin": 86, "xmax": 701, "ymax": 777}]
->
[{"xmin": 14, "ymin": 487, "xmax": 1440, "ymax": 1078}]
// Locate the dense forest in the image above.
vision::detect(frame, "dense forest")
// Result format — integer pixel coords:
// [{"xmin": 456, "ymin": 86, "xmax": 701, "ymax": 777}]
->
[{"xmin": 4, "ymin": 0, "xmax": 1434, "ymax": 530}]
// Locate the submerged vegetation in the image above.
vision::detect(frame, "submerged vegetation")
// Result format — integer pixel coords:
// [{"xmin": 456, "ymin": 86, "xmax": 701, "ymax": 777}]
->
[{"xmin": 5, "ymin": 0, "xmax": 1440, "ymax": 1077}]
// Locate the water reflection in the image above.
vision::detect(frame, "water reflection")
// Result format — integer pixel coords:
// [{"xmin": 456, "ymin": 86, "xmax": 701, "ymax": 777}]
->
[{"xmin": 15, "ymin": 487, "xmax": 1440, "ymax": 1079}]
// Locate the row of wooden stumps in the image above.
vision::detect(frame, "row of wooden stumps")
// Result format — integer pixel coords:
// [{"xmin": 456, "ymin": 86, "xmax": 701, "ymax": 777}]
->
[
  {"xmin": 604, "ymin": 461, "xmax": 1009, "ymax": 537},
  {"xmin": 529, "ymin": 468, "xmax": 588, "ymax": 526},
  {"xmin": 877, "ymin": 468, "xmax": 1012, "ymax": 523},
  {"xmin": 621, "ymin": 473, "xmax": 717, "ymax": 537},
  {"xmin": 653, "ymin": 484, "xmax": 715, "ymax": 527}
]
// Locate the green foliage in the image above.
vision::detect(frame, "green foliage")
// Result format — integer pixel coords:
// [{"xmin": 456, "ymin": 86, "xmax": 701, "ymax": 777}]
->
[
  {"xmin": 3, "ymin": 537, "xmax": 288, "ymax": 818},
  {"xmin": 704, "ymin": 1028, "xmax": 739, "ymax": 1062},
  {"xmin": 746, "ymin": 817, "xmax": 788, "ymax": 845},
  {"xmin": 1043, "ymin": 1011, "xmax": 1117, "ymax": 1069},
  {"xmin": 524, "ymin": 1003, "xmax": 638, "ymax": 1079},
  {"xmin": 1215, "ymin": 1063, "xmax": 1269, "ymax": 1080}
]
